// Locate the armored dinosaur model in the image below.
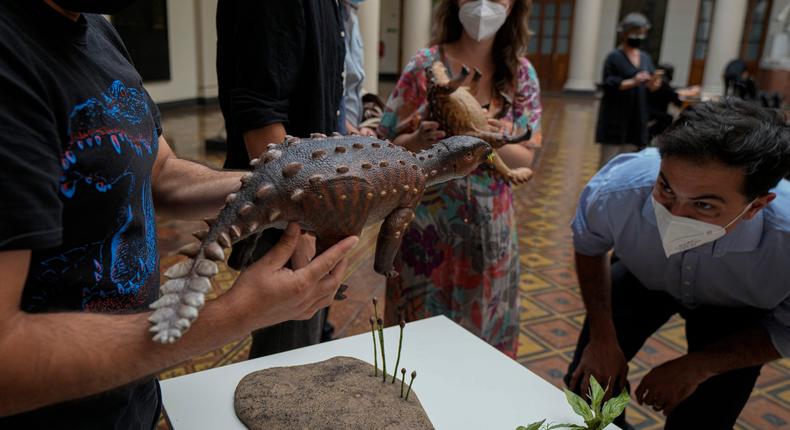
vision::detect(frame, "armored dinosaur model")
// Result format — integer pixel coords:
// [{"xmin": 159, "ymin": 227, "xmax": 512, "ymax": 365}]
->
[
  {"xmin": 416, "ymin": 61, "xmax": 534, "ymax": 184},
  {"xmin": 148, "ymin": 134, "xmax": 493, "ymax": 343}
]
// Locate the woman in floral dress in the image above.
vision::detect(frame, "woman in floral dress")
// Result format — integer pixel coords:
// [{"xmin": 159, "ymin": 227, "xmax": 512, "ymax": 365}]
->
[{"xmin": 379, "ymin": 0, "xmax": 541, "ymax": 357}]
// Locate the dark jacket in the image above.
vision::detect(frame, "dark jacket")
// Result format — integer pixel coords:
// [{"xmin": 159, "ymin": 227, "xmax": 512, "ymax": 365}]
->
[
  {"xmin": 217, "ymin": 0, "xmax": 346, "ymax": 170},
  {"xmin": 595, "ymin": 49, "xmax": 655, "ymax": 147}
]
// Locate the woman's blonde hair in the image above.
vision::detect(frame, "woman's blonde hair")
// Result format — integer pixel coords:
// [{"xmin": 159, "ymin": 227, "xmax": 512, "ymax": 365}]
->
[{"xmin": 430, "ymin": 0, "xmax": 532, "ymax": 97}]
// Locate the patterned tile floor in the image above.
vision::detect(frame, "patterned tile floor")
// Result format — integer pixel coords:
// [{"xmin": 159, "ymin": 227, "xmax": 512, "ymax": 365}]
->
[{"xmin": 155, "ymin": 96, "xmax": 790, "ymax": 429}]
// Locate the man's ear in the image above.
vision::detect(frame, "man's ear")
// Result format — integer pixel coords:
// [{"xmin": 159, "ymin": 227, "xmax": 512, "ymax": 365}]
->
[{"xmin": 743, "ymin": 193, "xmax": 776, "ymax": 220}]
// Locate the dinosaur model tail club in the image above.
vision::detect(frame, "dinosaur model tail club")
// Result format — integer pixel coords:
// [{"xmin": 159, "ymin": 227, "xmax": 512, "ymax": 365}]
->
[{"xmin": 149, "ymin": 134, "xmax": 493, "ymax": 343}]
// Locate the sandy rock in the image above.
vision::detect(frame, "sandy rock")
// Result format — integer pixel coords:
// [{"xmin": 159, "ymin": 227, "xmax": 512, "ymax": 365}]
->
[{"xmin": 234, "ymin": 356, "xmax": 433, "ymax": 430}]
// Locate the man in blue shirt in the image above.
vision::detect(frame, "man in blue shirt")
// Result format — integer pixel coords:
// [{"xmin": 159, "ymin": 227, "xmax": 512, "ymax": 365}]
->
[{"xmin": 566, "ymin": 98, "xmax": 790, "ymax": 429}]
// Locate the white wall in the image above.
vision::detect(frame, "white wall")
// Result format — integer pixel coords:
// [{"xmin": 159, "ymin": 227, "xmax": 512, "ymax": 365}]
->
[
  {"xmin": 593, "ymin": 0, "xmax": 622, "ymax": 85},
  {"xmin": 194, "ymin": 0, "xmax": 218, "ymax": 99},
  {"xmin": 379, "ymin": 0, "xmax": 402, "ymax": 74},
  {"xmin": 763, "ymin": 0, "xmax": 790, "ymax": 59},
  {"xmin": 659, "ymin": 0, "xmax": 700, "ymax": 86},
  {"xmin": 143, "ymin": 0, "xmax": 217, "ymax": 104}
]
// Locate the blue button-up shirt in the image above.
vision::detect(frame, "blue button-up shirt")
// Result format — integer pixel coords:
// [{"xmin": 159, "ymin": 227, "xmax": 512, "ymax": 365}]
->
[{"xmin": 572, "ymin": 148, "xmax": 790, "ymax": 357}]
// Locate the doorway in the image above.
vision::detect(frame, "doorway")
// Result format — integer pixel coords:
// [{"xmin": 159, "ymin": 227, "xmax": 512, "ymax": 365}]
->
[{"xmin": 528, "ymin": 0, "xmax": 574, "ymax": 91}]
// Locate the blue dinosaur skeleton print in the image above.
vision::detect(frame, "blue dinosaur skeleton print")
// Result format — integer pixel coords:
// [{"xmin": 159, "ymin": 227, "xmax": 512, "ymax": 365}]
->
[{"xmin": 24, "ymin": 80, "xmax": 160, "ymax": 313}]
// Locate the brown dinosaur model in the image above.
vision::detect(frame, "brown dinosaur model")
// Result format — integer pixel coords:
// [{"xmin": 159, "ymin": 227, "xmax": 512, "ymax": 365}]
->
[
  {"xmin": 419, "ymin": 61, "xmax": 534, "ymax": 184},
  {"xmin": 148, "ymin": 134, "xmax": 493, "ymax": 343}
]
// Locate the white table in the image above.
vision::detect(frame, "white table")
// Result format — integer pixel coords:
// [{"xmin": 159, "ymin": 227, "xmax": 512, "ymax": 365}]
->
[{"xmin": 161, "ymin": 316, "xmax": 618, "ymax": 429}]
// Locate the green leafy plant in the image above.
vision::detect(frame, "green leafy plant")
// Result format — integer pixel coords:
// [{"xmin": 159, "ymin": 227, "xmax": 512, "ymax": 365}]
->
[{"xmin": 517, "ymin": 376, "xmax": 630, "ymax": 430}]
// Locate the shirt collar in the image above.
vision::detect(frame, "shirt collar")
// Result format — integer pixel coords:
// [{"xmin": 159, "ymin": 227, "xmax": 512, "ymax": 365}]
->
[{"xmin": 641, "ymin": 195, "xmax": 764, "ymax": 256}]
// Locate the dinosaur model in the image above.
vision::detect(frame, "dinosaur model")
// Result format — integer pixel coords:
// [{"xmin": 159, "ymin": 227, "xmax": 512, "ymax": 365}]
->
[
  {"xmin": 148, "ymin": 134, "xmax": 493, "ymax": 343},
  {"xmin": 410, "ymin": 61, "xmax": 535, "ymax": 184}
]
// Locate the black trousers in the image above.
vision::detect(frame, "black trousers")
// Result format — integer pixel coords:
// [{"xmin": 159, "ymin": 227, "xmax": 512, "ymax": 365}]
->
[{"xmin": 565, "ymin": 263, "xmax": 766, "ymax": 430}]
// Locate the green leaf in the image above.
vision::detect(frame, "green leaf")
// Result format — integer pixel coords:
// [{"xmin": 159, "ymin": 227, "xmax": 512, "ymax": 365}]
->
[
  {"xmin": 563, "ymin": 388, "xmax": 594, "ymax": 422},
  {"xmin": 600, "ymin": 390, "xmax": 631, "ymax": 427},
  {"xmin": 516, "ymin": 419, "xmax": 546, "ymax": 430},
  {"xmin": 588, "ymin": 375, "xmax": 605, "ymax": 415}
]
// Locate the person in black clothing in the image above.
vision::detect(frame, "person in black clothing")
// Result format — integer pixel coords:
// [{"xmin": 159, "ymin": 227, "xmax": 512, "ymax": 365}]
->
[
  {"xmin": 723, "ymin": 59, "xmax": 757, "ymax": 100},
  {"xmin": 595, "ymin": 12, "xmax": 660, "ymax": 167},
  {"xmin": 646, "ymin": 64, "xmax": 700, "ymax": 139},
  {"xmin": 647, "ymin": 64, "xmax": 681, "ymax": 139},
  {"xmin": 216, "ymin": 0, "xmax": 347, "ymax": 359},
  {"xmin": 0, "ymin": 1, "xmax": 356, "ymax": 428}
]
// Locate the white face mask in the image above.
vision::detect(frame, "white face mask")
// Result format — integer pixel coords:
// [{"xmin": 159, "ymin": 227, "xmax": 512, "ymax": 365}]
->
[
  {"xmin": 652, "ymin": 196, "xmax": 755, "ymax": 257},
  {"xmin": 459, "ymin": 0, "xmax": 508, "ymax": 41}
]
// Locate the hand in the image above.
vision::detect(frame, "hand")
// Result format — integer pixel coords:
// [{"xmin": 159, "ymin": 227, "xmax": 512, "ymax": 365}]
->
[
  {"xmin": 486, "ymin": 117, "xmax": 507, "ymax": 133},
  {"xmin": 648, "ymin": 76, "xmax": 662, "ymax": 92},
  {"xmin": 635, "ymin": 71, "xmax": 652, "ymax": 83},
  {"xmin": 635, "ymin": 355, "xmax": 711, "ymax": 415},
  {"xmin": 231, "ymin": 223, "xmax": 358, "ymax": 329},
  {"xmin": 569, "ymin": 338, "xmax": 629, "ymax": 400},
  {"xmin": 411, "ymin": 121, "xmax": 446, "ymax": 150},
  {"xmin": 359, "ymin": 127, "xmax": 378, "ymax": 137},
  {"xmin": 290, "ymin": 231, "xmax": 316, "ymax": 269}
]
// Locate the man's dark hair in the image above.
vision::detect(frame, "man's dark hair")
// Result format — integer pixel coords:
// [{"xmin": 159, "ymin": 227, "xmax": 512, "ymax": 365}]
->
[{"xmin": 656, "ymin": 98, "xmax": 790, "ymax": 199}]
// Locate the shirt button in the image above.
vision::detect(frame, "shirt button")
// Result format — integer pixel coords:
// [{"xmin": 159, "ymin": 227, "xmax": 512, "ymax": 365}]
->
[
  {"xmin": 340, "ymin": 31, "xmax": 346, "ymax": 38},
  {"xmin": 336, "ymin": 110, "xmax": 341, "ymax": 117},
  {"xmin": 341, "ymin": 71, "xmax": 346, "ymax": 79}
]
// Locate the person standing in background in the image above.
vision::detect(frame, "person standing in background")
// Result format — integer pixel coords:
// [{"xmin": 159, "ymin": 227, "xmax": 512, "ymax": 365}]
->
[
  {"xmin": 216, "ymin": 0, "xmax": 346, "ymax": 358},
  {"xmin": 340, "ymin": 0, "xmax": 377, "ymax": 137},
  {"xmin": 596, "ymin": 12, "xmax": 660, "ymax": 167},
  {"xmin": 646, "ymin": 63, "xmax": 700, "ymax": 139},
  {"xmin": 379, "ymin": 0, "xmax": 541, "ymax": 357}
]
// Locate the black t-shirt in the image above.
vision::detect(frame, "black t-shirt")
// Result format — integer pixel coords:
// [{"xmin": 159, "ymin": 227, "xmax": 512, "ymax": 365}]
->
[
  {"xmin": 216, "ymin": 0, "xmax": 346, "ymax": 170},
  {"xmin": 0, "ymin": 2, "xmax": 161, "ymax": 428}
]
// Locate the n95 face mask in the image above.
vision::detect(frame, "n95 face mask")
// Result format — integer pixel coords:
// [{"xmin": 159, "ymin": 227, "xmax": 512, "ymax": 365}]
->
[
  {"xmin": 459, "ymin": 0, "xmax": 508, "ymax": 41},
  {"xmin": 652, "ymin": 196, "xmax": 754, "ymax": 257}
]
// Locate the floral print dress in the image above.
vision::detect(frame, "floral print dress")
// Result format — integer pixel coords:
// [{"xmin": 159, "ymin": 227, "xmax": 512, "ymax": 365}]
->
[{"xmin": 380, "ymin": 45, "xmax": 541, "ymax": 357}]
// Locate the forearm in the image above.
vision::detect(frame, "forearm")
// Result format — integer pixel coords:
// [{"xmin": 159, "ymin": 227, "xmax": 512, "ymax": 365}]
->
[
  {"xmin": 153, "ymin": 157, "xmax": 244, "ymax": 220},
  {"xmin": 575, "ymin": 252, "xmax": 616, "ymax": 340},
  {"xmin": 496, "ymin": 144, "xmax": 535, "ymax": 169},
  {"xmin": 687, "ymin": 323, "xmax": 781, "ymax": 378},
  {"xmin": 244, "ymin": 122, "xmax": 287, "ymax": 160},
  {"xmin": 0, "ymin": 291, "xmax": 252, "ymax": 416},
  {"xmin": 619, "ymin": 78, "xmax": 640, "ymax": 90}
]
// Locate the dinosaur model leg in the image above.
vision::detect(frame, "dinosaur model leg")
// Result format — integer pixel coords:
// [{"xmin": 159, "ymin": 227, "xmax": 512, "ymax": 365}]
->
[
  {"xmin": 473, "ymin": 126, "xmax": 532, "ymax": 149},
  {"xmin": 471, "ymin": 127, "xmax": 535, "ymax": 185},
  {"xmin": 490, "ymin": 151, "xmax": 533, "ymax": 185},
  {"xmin": 373, "ymin": 207, "xmax": 416, "ymax": 278}
]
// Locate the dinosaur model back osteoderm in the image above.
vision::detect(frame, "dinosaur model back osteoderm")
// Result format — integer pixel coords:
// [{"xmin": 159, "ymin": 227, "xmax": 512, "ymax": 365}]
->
[
  {"xmin": 422, "ymin": 61, "xmax": 534, "ymax": 184},
  {"xmin": 149, "ymin": 134, "xmax": 493, "ymax": 343}
]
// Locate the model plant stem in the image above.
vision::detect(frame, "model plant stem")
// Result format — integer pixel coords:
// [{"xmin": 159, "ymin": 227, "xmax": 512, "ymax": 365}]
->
[
  {"xmin": 405, "ymin": 370, "xmax": 417, "ymax": 401},
  {"xmin": 369, "ymin": 317, "xmax": 378, "ymax": 377},
  {"xmin": 400, "ymin": 368, "xmax": 407, "ymax": 398},
  {"xmin": 391, "ymin": 320, "xmax": 405, "ymax": 383},
  {"xmin": 377, "ymin": 318, "xmax": 386, "ymax": 382}
]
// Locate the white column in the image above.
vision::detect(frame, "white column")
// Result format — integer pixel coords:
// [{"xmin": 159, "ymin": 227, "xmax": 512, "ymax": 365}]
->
[
  {"xmin": 401, "ymin": 0, "xmax": 433, "ymax": 61},
  {"xmin": 564, "ymin": 0, "xmax": 605, "ymax": 92},
  {"xmin": 194, "ymin": 0, "xmax": 218, "ymax": 100},
  {"xmin": 357, "ymin": 0, "xmax": 381, "ymax": 96},
  {"xmin": 701, "ymin": 0, "xmax": 749, "ymax": 95}
]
